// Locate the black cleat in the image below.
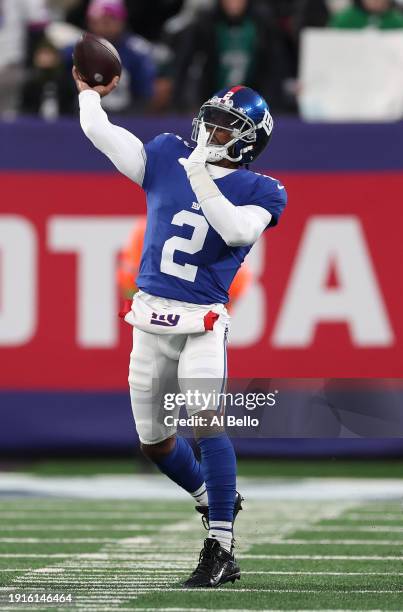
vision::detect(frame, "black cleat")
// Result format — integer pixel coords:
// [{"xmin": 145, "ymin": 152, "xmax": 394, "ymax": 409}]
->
[
  {"xmin": 196, "ymin": 491, "xmax": 244, "ymax": 530},
  {"xmin": 182, "ymin": 538, "xmax": 241, "ymax": 588}
]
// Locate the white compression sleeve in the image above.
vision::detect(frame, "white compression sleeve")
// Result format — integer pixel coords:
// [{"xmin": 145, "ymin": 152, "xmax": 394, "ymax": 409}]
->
[
  {"xmin": 186, "ymin": 163, "xmax": 272, "ymax": 247},
  {"xmin": 79, "ymin": 90, "xmax": 146, "ymax": 185},
  {"xmin": 202, "ymin": 197, "xmax": 272, "ymax": 246}
]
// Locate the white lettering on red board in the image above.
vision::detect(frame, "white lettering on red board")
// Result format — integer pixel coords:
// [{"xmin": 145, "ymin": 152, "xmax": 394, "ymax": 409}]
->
[
  {"xmin": 272, "ymin": 217, "xmax": 394, "ymax": 347},
  {"xmin": 48, "ymin": 216, "xmax": 134, "ymax": 347},
  {"xmin": 0, "ymin": 216, "xmax": 37, "ymax": 345}
]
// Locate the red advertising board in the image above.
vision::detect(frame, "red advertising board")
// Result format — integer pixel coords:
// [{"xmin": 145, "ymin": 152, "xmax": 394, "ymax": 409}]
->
[{"xmin": 1, "ymin": 171, "xmax": 402, "ymax": 389}]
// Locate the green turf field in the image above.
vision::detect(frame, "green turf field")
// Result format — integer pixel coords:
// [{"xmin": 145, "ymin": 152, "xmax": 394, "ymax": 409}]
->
[{"xmin": 0, "ymin": 488, "xmax": 402, "ymax": 611}]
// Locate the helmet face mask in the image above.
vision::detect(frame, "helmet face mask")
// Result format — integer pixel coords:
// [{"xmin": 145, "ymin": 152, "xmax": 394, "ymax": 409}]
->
[{"xmin": 191, "ymin": 87, "xmax": 273, "ymax": 165}]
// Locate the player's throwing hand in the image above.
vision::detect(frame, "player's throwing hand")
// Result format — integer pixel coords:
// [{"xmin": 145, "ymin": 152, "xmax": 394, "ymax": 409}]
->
[{"xmin": 72, "ymin": 66, "xmax": 119, "ymax": 98}]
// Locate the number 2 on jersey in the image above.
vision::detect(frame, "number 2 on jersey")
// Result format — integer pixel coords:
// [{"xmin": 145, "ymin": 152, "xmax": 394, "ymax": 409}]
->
[{"xmin": 160, "ymin": 210, "xmax": 209, "ymax": 282}]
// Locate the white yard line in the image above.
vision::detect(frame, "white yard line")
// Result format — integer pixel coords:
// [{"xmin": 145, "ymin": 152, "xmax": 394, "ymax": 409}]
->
[
  {"xmin": 59, "ymin": 608, "xmax": 393, "ymax": 612},
  {"xmin": 0, "ymin": 525, "xmax": 163, "ymax": 531},
  {"xmin": 242, "ymin": 570, "xmax": 403, "ymax": 576},
  {"xmin": 305, "ymin": 526, "xmax": 403, "ymax": 533},
  {"xmin": 112, "ymin": 588, "xmax": 403, "ymax": 593},
  {"xmin": 240, "ymin": 554, "xmax": 403, "ymax": 560},
  {"xmin": 4, "ymin": 587, "xmax": 400, "ymax": 594},
  {"xmin": 2, "ymin": 552, "xmax": 403, "ymax": 560},
  {"xmin": 0, "ymin": 512, "xmax": 189, "ymax": 519},
  {"xmin": 0, "ymin": 525, "xmax": 165, "ymax": 532},
  {"xmin": 0, "ymin": 521, "xmax": 298, "ymax": 531},
  {"xmin": 343, "ymin": 513, "xmax": 403, "ymax": 521},
  {"xmin": 257, "ymin": 538, "xmax": 403, "ymax": 546},
  {"xmin": 2, "ymin": 568, "xmax": 403, "ymax": 576},
  {"xmin": 3, "ymin": 585, "xmax": 401, "ymax": 594},
  {"xmin": 49, "ymin": 608, "xmax": 397, "ymax": 612},
  {"xmin": 3, "ymin": 536, "xmax": 403, "ymax": 545},
  {"xmin": 0, "ymin": 538, "xmax": 150, "ymax": 544},
  {"xmin": 0, "ymin": 608, "xmax": 392, "ymax": 612}
]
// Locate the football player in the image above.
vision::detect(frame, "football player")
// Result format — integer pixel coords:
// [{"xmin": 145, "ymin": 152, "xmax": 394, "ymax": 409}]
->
[{"xmin": 73, "ymin": 67, "xmax": 287, "ymax": 588}]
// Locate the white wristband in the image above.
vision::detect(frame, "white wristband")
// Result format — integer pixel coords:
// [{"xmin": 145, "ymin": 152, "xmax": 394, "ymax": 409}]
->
[{"xmin": 186, "ymin": 163, "xmax": 222, "ymax": 202}]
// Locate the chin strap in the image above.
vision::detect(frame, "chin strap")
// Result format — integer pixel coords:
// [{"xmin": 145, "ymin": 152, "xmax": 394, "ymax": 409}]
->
[
  {"xmin": 206, "ymin": 145, "xmax": 228, "ymax": 163},
  {"xmin": 206, "ymin": 144, "xmax": 253, "ymax": 164}
]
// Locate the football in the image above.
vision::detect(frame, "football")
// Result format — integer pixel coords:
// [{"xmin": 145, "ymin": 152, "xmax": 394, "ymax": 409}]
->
[{"xmin": 73, "ymin": 32, "xmax": 122, "ymax": 88}]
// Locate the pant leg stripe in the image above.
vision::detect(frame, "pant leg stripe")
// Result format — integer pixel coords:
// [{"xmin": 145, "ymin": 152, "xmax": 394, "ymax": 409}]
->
[{"xmin": 218, "ymin": 326, "xmax": 228, "ymax": 415}]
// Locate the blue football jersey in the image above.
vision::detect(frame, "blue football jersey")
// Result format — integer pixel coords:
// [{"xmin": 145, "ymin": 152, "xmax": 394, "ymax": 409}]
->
[{"xmin": 136, "ymin": 133, "xmax": 287, "ymax": 304}]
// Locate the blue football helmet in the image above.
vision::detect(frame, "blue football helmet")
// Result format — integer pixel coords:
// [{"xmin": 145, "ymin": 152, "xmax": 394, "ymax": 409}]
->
[{"xmin": 191, "ymin": 85, "xmax": 273, "ymax": 165}]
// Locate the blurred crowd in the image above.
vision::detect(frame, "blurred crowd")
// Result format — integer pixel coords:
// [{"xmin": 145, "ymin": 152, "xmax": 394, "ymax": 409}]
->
[{"xmin": 1, "ymin": 0, "xmax": 403, "ymax": 119}]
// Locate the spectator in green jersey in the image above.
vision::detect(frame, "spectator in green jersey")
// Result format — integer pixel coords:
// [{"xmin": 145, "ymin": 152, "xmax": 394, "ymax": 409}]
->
[{"xmin": 330, "ymin": 0, "xmax": 403, "ymax": 29}]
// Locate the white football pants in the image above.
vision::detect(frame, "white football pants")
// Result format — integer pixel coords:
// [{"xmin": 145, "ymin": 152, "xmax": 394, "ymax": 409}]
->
[{"xmin": 128, "ymin": 293, "xmax": 230, "ymax": 444}]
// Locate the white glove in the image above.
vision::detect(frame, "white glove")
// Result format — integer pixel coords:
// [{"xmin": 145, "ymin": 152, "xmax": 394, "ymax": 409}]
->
[
  {"xmin": 178, "ymin": 120, "xmax": 209, "ymax": 177},
  {"xmin": 178, "ymin": 120, "xmax": 222, "ymax": 202}
]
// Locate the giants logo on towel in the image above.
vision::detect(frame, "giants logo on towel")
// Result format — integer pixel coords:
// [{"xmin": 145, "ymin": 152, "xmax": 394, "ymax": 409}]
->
[{"xmin": 150, "ymin": 312, "xmax": 180, "ymax": 327}]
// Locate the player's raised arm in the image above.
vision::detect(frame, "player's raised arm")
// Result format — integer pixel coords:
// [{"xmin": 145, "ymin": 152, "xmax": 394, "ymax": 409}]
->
[
  {"xmin": 73, "ymin": 67, "xmax": 146, "ymax": 186},
  {"xmin": 179, "ymin": 122, "xmax": 272, "ymax": 247}
]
